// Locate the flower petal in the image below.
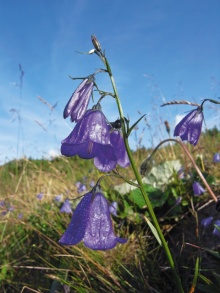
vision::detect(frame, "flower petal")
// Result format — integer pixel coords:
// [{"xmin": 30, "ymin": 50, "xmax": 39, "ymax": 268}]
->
[
  {"xmin": 192, "ymin": 181, "xmax": 205, "ymax": 196},
  {"xmin": 174, "ymin": 108, "xmax": 204, "ymax": 146},
  {"xmin": 63, "ymin": 79, "xmax": 89, "ymax": 119},
  {"xmin": 94, "ymin": 145, "xmax": 117, "ymax": 172},
  {"xmin": 83, "ymin": 193, "xmax": 127, "ymax": 250},
  {"xmin": 109, "ymin": 128, "xmax": 130, "ymax": 168},
  {"xmin": 63, "ymin": 78, "xmax": 94, "ymax": 123},
  {"xmin": 59, "ymin": 192, "xmax": 93, "ymax": 245}
]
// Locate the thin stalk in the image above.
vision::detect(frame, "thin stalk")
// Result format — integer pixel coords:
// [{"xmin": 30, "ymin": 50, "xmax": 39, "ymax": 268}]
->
[{"xmin": 104, "ymin": 57, "xmax": 184, "ymax": 293}]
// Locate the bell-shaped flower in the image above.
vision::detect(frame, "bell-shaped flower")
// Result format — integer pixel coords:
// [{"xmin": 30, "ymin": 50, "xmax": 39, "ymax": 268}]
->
[
  {"xmin": 213, "ymin": 153, "xmax": 220, "ymax": 163},
  {"xmin": 60, "ymin": 199, "xmax": 73, "ymax": 214},
  {"xmin": 61, "ymin": 109, "xmax": 130, "ymax": 172},
  {"xmin": 213, "ymin": 220, "xmax": 220, "ymax": 238},
  {"xmin": 59, "ymin": 190, "xmax": 127, "ymax": 250},
  {"xmin": 63, "ymin": 76, "xmax": 94, "ymax": 123},
  {"xmin": 36, "ymin": 192, "xmax": 44, "ymax": 200},
  {"xmin": 174, "ymin": 107, "xmax": 204, "ymax": 146},
  {"xmin": 201, "ymin": 216, "xmax": 213, "ymax": 228},
  {"xmin": 192, "ymin": 181, "xmax": 205, "ymax": 196}
]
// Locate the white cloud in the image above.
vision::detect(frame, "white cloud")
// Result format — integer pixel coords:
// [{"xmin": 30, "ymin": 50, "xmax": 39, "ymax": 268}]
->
[{"xmin": 48, "ymin": 149, "xmax": 60, "ymax": 159}]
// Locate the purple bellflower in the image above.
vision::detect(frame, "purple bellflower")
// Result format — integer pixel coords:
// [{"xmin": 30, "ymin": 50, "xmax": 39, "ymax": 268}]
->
[
  {"xmin": 193, "ymin": 181, "xmax": 205, "ymax": 196},
  {"xmin": 61, "ymin": 108, "xmax": 130, "ymax": 172},
  {"xmin": 213, "ymin": 153, "xmax": 220, "ymax": 163},
  {"xmin": 59, "ymin": 190, "xmax": 127, "ymax": 250},
  {"xmin": 63, "ymin": 76, "xmax": 94, "ymax": 123},
  {"xmin": 174, "ymin": 107, "xmax": 204, "ymax": 146},
  {"xmin": 37, "ymin": 192, "xmax": 44, "ymax": 200},
  {"xmin": 76, "ymin": 181, "xmax": 87, "ymax": 193},
  {"xmin": 213, "ymin": 220, "xmax": 220, "ymax": 238},
  {"xmin": 201, "ymin": 216, "xmax": 213, "ymax": 228},
  {"xmin": 60, "ymin": 199, "xmax": 73, "ymax": 214},
  {"xmin": 54, "ymin": 194, "xmax": 62, "ymax": 202}
]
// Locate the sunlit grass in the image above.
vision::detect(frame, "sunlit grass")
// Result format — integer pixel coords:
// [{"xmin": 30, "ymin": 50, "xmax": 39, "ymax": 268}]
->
[{"xmin": 0, "ymin": 129, "xmax": 220, "ymax": 292}]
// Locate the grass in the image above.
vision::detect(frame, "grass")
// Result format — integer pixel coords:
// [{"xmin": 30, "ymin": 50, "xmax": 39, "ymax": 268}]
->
[{"xmin": 0, "ymin": 129, "xmax": 220, "ymax": 292}]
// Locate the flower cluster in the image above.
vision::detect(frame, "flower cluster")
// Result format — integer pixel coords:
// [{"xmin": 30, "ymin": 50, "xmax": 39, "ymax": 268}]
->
[{"xmin": 59, "ymin": 37, "xmax": 130, "ymax": 250}]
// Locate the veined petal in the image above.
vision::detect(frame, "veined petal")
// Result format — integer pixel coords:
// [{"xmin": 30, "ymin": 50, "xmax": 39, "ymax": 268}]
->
[
  {"xmin": 59, "ymin": 192, "xmax": 93, "ymax": 245},
  {"xmin": 174, "ymin": 108, "xmax": 203, "ymax": 146},
  {"xmin": 109, "ymin": 128, "xmax": 130, "ymax": 168},
  {"xmin": 62, "ymin": 110, "xmax": 111, "ymax": 145},
  {"xmin": 63, "ymin": 79, "xmax": 90, "ymax": 119},
  {"xmin": 71, "ymin": 81, "xmax": 94, "ymax": 122},
  {"xmin": 94, "ymin": 145, "xmax": 117, "ymax": 172},
  {"xmin": 83, "ymin": 193, "xmax": 127, "ymax": 250},
  {"xmin": 61, "ymin": 142, "xmax": 96, "ymax": 159}
]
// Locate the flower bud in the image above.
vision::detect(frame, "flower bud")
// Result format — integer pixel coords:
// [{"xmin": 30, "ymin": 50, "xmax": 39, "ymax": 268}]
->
[{"xmin": 91, "ymin": 34, "xmax": 102, "ymax": 52}]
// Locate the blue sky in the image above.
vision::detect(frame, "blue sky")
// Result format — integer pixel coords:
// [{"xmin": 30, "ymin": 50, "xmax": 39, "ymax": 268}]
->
[{"xmin": 0, "ymin": 0, "xmax": 220, "ymax": 164}]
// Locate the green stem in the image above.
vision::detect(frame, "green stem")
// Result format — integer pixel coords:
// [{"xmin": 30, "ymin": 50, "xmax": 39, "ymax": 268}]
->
[{"xmin": 104, "ymin": 57, "xmax": 184, "ymax": 293}]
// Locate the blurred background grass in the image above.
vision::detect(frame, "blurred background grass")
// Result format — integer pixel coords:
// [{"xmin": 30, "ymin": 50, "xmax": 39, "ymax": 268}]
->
[{"xmin": 0, "ymin": 128, "xmax": 220, "ymax": 292}]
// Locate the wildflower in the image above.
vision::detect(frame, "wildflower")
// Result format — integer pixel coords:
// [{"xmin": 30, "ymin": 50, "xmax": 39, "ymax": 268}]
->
[
  {"xmin": 174, "ymin": 107, "xmax": 204, "ymax": 146},
  {"xmin": 54, "ymin": 194, "xmax": 62, "ymax": 202},
  {"xmin": 37, "ymin": 192, "xmax": 44, "ymax": 200},
  {"xmin": 60, "ymin": 199, "xmax": 73, "ymax": 214},
  {"xmin": 109, "ymin": 201, "xmax": 118, "ymax": 216},
  {"xmin": 213, "ymin": 220, "xmax": 220, "ymax": 238},
  {"xmin": 213, "ymin": 153, "xmax": 220, "ymax": 163},
  {"xmin": 59, "ymin": 190, "xmax": 127, "ymax": 250},
  {"xmin": 201, "ymin": 216, "xmax": 213, "ymax": 228},
  {"xmin": 61, "ymin": 109, "xmax": 130, "ymax": 172},
  {"xmin": 75, "ymin": 181, "xmax": 87, "ymax": 193},
  {"xmin": 177, "ymin": 166, "xmax": 185, "ymax": 179},
  {"xmin": 193, "ymin": 181, "xmax": 205, "ymax": 196},
  {"xmin": 63, "ymin": 76, "xmax": 94, "ymax": 123},
  {"xmin": 89, "ymin": 180, "xmax": 95, "ymax": 187}
]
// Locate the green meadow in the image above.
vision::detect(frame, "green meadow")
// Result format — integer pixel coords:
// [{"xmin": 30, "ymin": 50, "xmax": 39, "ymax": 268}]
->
[{"xmin": 0, "ymin": 128, "xmax": 220, "ymax": 293}]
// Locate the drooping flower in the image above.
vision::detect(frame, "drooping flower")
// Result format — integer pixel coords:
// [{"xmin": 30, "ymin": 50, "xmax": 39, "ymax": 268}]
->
[
  {"xmin": 60, "ymin": 199, "xmax": 73, "ymax": 214},
  {"xmin": 36, "ymin": 192, "xmax": 44, "ymax": 200},
  {"xmin": 213, "ymin": 153, "xmax": 220, "ymax": 163},
  {"xmin": 192, "ymin": 181, "xmax": 205, "ymax": 196},
  {"xmin": 61, "ymin": 108, "xmax": 130, "ymax": 172},
  {"xmin": 109, "ymin": 201, "xmax": 118, "ymax": 216},
  {"xmin": 76, "ymin": 182, "xmax": 87, "ymax": 193},
  {"xmin": 63, "ymin": 76, "xmax": 94, "ymax": 123},
  {"xmin": 201, "ymin": 216, "xmax": 213, "ymax": 228},
  {"xmin": 54, "ymin": 194, "xmax": 62, "ymax": 202},
  {"xmin": 18, "ymin": 213, "xmax": 23, "ymax": 219},
  {"xmin": 59, "ymin": 190, "xmax": 127, "ymax": 250},
  {"xmin": 174, "ymin": 107, "xmax": 204, "ymax": 146},
  {"xmin": 213, "ymin": 220, "xmax": 220, "ymax": 238}
]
